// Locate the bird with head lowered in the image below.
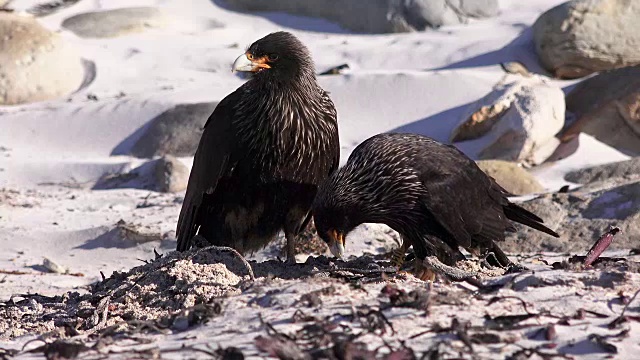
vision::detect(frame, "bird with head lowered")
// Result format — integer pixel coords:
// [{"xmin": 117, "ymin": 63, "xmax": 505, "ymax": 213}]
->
[
  {"xmin": 176, "ymin": 32, "xmax": 340, "ymax": 263},
  {"xmin": 312, "ymin": 133, "xmax": 559, "ymax": 279}
]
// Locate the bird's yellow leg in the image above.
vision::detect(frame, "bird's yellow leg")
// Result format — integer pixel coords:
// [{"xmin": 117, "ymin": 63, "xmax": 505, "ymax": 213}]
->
[{"xmin": 391, "ymin": 240, "xmax": 408, "ymax": 269}]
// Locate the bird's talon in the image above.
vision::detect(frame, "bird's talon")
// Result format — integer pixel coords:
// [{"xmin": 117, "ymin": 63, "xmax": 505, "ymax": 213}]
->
[
  {"xmin": 483, "ymin": 252, "xmax": 502, "ymax": 268},
  {"xmin": 418, "ymin": 270, "xmax": 436, "ymax": 282},
  {"xmin": 414, "ymin": 262, "xmax": 436, "ymax": 282}
]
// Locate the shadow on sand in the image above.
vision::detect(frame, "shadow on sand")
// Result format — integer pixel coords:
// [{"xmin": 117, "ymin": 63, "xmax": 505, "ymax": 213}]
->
[
  {"xmin": 211, "ymin": 0, "xmax": 348, "ymax": 34},
  {"xmin": 389, "ymin": 103, "xmax": 472, "ymax": 145},
  {"xmin": 428, "ymin": 27, "xmax": 551, "ymax": 77}
]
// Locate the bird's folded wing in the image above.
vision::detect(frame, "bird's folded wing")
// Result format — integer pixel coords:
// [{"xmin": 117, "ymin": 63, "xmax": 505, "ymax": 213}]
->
[
  {"xmin": 175, "ymin": 89, "xmax": 241, "ymax": 251},
  {"xmin": 415, "ymin": 148, "xmax": 510, "ymax": 249}
]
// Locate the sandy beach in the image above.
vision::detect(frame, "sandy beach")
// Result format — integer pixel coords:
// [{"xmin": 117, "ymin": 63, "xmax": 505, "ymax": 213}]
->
[{"xmin": 1, "ymin": 0, "xmax": 640, "ymax": 358}]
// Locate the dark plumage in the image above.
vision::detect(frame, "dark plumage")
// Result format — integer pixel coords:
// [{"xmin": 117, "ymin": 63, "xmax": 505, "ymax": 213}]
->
[
  {"xmin": 176, "ymin": 32, "xmax": 340, "ymax": 262},
  {"xmin": 313, "ymin": 133, "xmax": 558, "ymax": 272}
]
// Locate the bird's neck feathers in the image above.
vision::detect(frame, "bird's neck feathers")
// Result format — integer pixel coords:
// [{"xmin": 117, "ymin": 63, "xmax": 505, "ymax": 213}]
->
[
  {"xmin": 327, "ymin": 162, "xmax": 423, "ymax": 226},
  {"xmin": 235, "ymin": 73, "xmax": 326, "ymax": 132},
  {"xmin": 232, "ymin": 68, "xmax": 336, "ymax": 178}
]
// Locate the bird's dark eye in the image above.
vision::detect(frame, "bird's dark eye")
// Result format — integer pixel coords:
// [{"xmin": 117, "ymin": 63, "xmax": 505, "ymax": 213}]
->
[
  {"xmin": 268, "ymin": 53, "xmax": 279, "ymax": 61},
  {"xmin": 247, "ymin": 53, "xmax": 254, "ymax": 60}
]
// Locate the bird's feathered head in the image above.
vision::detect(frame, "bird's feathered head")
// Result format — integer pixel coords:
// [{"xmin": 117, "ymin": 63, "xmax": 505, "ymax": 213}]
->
[
  {"xmin": 232, "ymin": 31, "xmax": 315, "ymax": 80},
  {"xmin": 312, "ymin": 173, "xmax": 361, "ymax": 259},
  {"xmin": 312, "ymin": 134, "xmax": 427, "ymax": 259},
  {"xmin": 312, "ymin": 159, "xmax": 381, "ymax": 259}
]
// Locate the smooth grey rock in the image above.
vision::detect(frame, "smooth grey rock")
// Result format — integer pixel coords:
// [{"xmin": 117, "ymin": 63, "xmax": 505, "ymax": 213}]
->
[
  {"xmin": 94, "ymin": 156, "xmax": 189, "ymax": 193},
  {"xmin": 565, "ymin": 157, "xmax": 640, "ymax": 184},
  {"xmin": 533, "ymin": 0, "xmax": 640, "ymax": 79},
  {"xmin": 62, "ymin": 7, "xmax": 222, "ymax": 38},
  {"xmin": 63, "ymin": 7, "xmax": 169, "ymax": 38},
  {"xmin": 224, "ymin": 0, "xmax": 499, "ymax": 33},
  {"xmin": 582, "ymin": 181, "xmax": 640, "ymax": 220},
  {"xmin": 0, "ymin": 12, "xmax": 84, "ymax": 105},
  {"xmin": 476, "ymin": 160, "xmax": 545, "ymax": 195},
  {"xmin": 129, "ymin": 102, "xmax": 218, "ymax": 158},
  {"xmin": 562, "ymin": 66, "xmax": 640, "ymax": 154},
  {"xmin": 503, "ymin": 181, "xmax": 640, "ymax": 253}
]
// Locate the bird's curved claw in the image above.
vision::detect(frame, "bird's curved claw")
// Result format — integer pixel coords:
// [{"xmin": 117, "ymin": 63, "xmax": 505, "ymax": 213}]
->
[{"xmin": 414, "ymin": 261, "xmax": 436, "ymax": 282}]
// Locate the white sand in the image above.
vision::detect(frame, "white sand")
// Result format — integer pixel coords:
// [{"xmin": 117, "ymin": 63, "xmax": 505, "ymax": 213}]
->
[{"xmin": 1, "ymin": 0, "xmax": 639, "ymax": 358}]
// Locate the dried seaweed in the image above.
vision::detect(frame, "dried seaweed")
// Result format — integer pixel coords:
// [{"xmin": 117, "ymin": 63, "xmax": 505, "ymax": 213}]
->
[
  {"xmin": 350, "ymin": 306, "xmax": 395, "ymax": 335},
  {"xmin": 256, "ymin": 306, "xmax": 409, "ymax": 359},
  {"xmin": 507, "ymin": 345, "xmax": 574, "ymax": 360},
  {"xmin": 255, "ymin": 334, "xmax": 309, "ymax": 360},
  {"xmin": 296, "ymin": 286, "xmax": 337, "ymax": 307},
  {"xmin": 1, "ymin": 248, "xmax": 244, "ymax": 339},
  {"xmin": 608, "ymin": 288, "xmax": 640, "ymax": 329},
  {"xmin": 484, "ymin": 313, "xmax": 538, "ymax": 331},
  {"xmin": 25, "ymin": 339, "xmax": 89, "ymax": 359},
  {"xmin": 380, "ymin": 284, "xmax": 430, "ymax": 312}
]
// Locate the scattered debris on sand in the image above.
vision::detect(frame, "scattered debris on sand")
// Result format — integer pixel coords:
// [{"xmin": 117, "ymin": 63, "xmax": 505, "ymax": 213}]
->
[{"xmin": 2, "ymin": 226, "xmax": 640, "ymax": 358}]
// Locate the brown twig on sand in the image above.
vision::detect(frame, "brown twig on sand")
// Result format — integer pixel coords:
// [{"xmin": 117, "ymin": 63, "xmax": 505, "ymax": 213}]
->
[
  {"xmin": 608, "ymin": 288, "xmax": 640, "ymax": 329},
  {"xmin": 619, "ymin": 288, "xmax": 640, "ymax": 318},
  {"xmin": 195, "ymin": 245, "xmax": 255, "ymax": 281},
  {"xmin": 487, "ymin": 296, "xmax": 536, "ymax": 315},
  {"xmin": 584, "ymin": 226, "xmax": 620, "ymax": 266},
  {"xmin": 422, "ymin": 256, "xmax": 478, "ymax": 281},
  {"xmin": 0, "ymin": 270, "xmax": 34, "ymax": 275},
  {"xmin": 0, "ymin": 269, "xmax": 84, "ymax": 277}
]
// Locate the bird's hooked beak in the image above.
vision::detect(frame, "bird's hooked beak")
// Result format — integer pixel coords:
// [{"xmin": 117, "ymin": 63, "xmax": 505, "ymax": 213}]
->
[
  {"xmin": 232, "ymin": 52, "xmax": 271, "ymax": 73},
  {"xmin": 327, "ymin": 229, "xmax": 346, "ymax": 258}
]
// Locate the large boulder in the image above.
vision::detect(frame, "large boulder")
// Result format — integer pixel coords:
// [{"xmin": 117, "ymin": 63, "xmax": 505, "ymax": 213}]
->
[
  {"xmin": 125, "ymin": 102, "xmax": 218, "ymax": 158},
  {"xmin": 476, "ymin": 160, "xmax": 545, "ymax": 195},
  {"xmin": 223, "ymin": 0, "xmax": 499, "ymax": 33},
  {"xmin": 533, "ymin": 0, "xmax": 640, "ymax": 79},
  {"xmin": 503, "ymin": 180, "xmax": 640, "ymax": 253},
  {"xmin": 0, "ymin": 12, "xmax": 84, "ymax": 105},
  {"xmin": 62, "ymin": 7, "xmax": 221, "ymax": 38},
  {"xmin": 565, "ymin": 157, "xmax": 640, "ymax": 184},
  {"xmin": 560, "ymin": 66, "xmax": 640, "ymax": 154},
  {"xmin": 451, "ymin": 76, "xmax": 565, "ymax": 164}
]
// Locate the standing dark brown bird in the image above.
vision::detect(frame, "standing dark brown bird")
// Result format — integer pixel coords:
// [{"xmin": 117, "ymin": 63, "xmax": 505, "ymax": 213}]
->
[
  {"xmin": 176, "ymin": 32, "xmax": 340, "ymax": 262},
  {"xmin": 312, "ymin": 133, "xmax": 558, "ymax": 277}
]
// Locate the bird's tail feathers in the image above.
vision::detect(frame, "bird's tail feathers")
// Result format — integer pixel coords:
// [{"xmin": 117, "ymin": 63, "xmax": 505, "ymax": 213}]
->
[
  {"xmin": 176, "ymin": 199, "xmax": 198, "ymax": 251},
  {"xmin": 504, "ymin": 203, "xmax": 559, "ymax": 238}
]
